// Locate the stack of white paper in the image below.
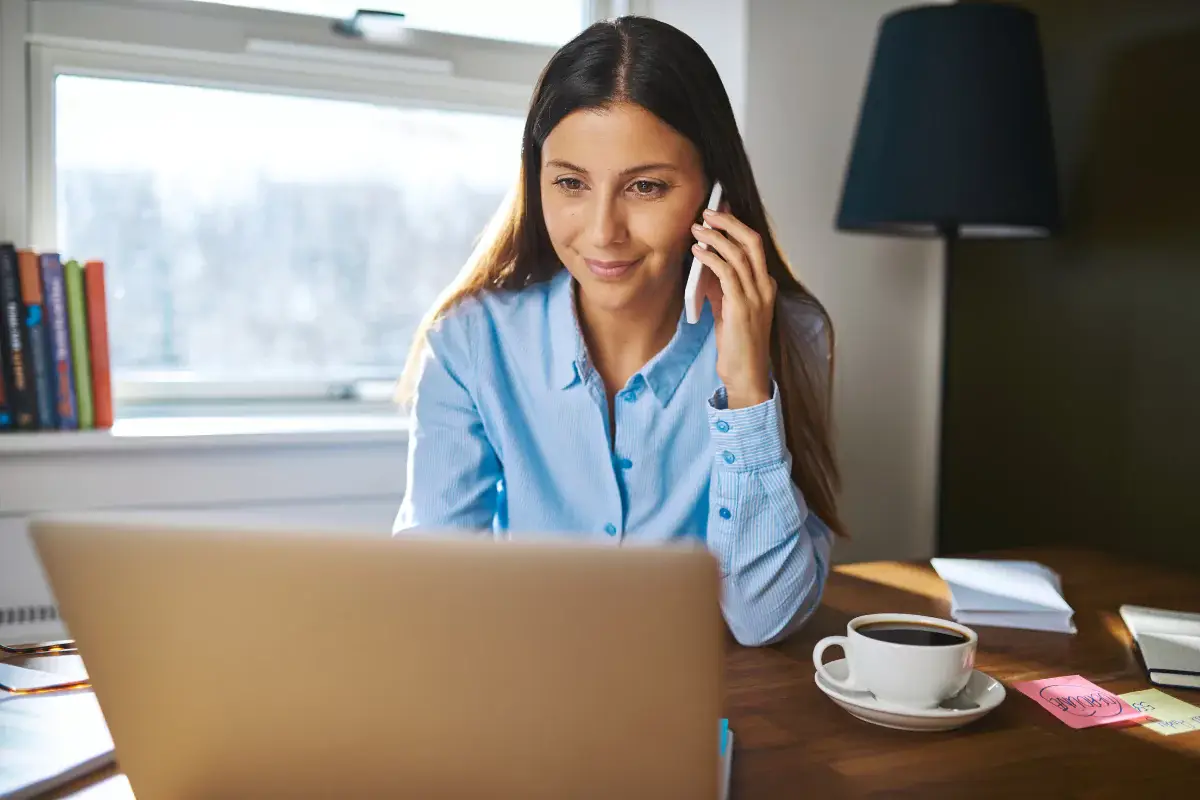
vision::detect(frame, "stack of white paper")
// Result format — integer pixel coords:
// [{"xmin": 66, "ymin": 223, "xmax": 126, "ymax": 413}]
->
[{"xmin": 930, "ymin": 558, "xmax": 1077, "ymax": 634}]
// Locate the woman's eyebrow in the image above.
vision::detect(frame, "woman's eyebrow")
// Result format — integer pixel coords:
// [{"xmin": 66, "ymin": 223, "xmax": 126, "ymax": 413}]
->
[
  {"xmin": 543, "ymin": 159, "xmax": 680, "ymax": 176},
  {"xmin": 620, "ymin": 162, "xmax": 679, "ymax": 175},
  {"xmin": 545, "ymin": 159, "xmax": 586, "ymax": 173}
]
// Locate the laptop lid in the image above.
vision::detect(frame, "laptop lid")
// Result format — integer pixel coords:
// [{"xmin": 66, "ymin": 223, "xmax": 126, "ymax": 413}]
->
[{"xmin": 31, "ymin": 513, "xmax": 723, "ymax": 799}]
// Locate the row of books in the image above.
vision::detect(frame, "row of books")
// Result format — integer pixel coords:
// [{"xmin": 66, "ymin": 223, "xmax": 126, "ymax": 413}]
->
[{"xmin": 0, "ymin": 242, "xmax": 113, "ymax": 431}]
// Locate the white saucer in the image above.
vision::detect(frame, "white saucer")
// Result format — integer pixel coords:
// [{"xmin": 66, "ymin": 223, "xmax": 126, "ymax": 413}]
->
[{"xmin": 815, "ymin": 659, "xmax": 1006, "ymax": 732}]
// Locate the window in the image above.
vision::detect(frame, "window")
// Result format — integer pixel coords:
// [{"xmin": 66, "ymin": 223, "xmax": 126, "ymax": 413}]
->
[
  {"xmin": 55, "ymin": 74, "xmax": 521, "ymax": 387},
  {"xmin": 185, "ymin": 0, "xmax": 592, "ymax": 46},
  {"xmin": 22, "ymin": 0, "xmax": 589, "ymax": 409}
]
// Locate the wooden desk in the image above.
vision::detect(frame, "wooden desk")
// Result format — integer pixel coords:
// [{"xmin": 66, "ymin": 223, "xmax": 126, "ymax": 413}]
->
[
  {"xmin": 729, "ymin": 547, "xmax": 1200, "ymax": 796},
  {"xmin": 5, "ymin": 547, "xmax": 1198, "ymax": 798}
]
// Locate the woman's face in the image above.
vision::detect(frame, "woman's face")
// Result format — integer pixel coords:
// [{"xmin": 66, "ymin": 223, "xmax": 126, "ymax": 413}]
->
[{"xmin": 540, "ymin": 101, "xmax": 707, "ymax": 315}]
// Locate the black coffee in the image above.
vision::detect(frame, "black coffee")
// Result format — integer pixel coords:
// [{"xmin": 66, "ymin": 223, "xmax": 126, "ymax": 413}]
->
[{"xmin": 857, "ymin": 621, "xmax": 966, "ymax": 647}]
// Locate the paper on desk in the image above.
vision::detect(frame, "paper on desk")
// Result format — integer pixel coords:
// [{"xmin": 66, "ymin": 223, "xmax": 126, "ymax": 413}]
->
[
  {"xmin": 65, "ymin": 774, "xmax": 133, "ymax": 800},
  {"xmin": 1120, "ymin": 689, "xmax": 1200, "ymax": 736},
  {"xmin": 1012, "ymin": 675, "xmax": 1149, "ymax": 729},
  {"xmin": 0, "ymin": 692, "xmax": 116, "ymax": 800},
  {"xmin": 930, "ymin": 558, "xmax": 1076, "ymax": 634},
  {"xmin": 0, "ymin": 663, "xmax": 68, "ymax": 694}
]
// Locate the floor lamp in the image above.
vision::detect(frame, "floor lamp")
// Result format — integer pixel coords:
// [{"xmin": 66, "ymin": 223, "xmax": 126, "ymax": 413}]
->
[{"xmin": 835, "ymin": 2, "xmax": 1062, "ymax": 551}]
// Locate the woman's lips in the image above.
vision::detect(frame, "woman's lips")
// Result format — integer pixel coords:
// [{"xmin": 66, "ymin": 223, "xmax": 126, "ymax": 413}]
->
[{"xmin": 584, "ymin": 257, "xmax": 641, "ymax": 280}]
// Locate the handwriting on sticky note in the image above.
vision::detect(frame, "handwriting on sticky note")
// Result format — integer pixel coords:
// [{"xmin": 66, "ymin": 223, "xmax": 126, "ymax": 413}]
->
[
  {"xmin": 1120, "ymin": 689, "xmax": 1200, "ymax": 736},
  {"xmin": 1012, "ymin": 675, "xmax": 1149, "ymax": 729}
]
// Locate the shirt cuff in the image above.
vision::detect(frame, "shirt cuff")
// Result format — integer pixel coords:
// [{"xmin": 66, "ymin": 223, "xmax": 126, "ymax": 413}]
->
[{"xmin": 707, "ymin": 382, "xmax": 788, "ymax": 471}]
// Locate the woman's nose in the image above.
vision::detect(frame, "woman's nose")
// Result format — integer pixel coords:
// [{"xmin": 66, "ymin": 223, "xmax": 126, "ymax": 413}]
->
[{"xmin": 586, "ymin": 196, "xmax": 628, "ymax": 248}]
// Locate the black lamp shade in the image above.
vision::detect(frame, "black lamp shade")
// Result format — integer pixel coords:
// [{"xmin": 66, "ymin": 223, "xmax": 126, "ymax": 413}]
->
[{"xmin": 837, "ymin": 3, "xmax": 1061, "ymax": 238}]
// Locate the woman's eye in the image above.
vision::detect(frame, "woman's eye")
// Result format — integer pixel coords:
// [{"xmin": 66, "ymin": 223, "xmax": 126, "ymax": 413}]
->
[
  {"xmin": 630, "ymin": 180, "xmax": 667, "ymax": 197},
  {"xmin": 555, "ymin": 177, "xmax": 585, "ymax": 192}
]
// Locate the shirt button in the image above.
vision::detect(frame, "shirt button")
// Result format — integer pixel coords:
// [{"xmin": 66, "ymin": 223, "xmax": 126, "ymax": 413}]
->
[
  {"xmin": 604, "ymin": 523, "xmax": 618, "ymax": 536},
  {"xmin": 719, "ymin": 507, "xmax": 732, "ymax": 520},
  {"xmin": 722, "ymin": 450, "xmax": 736, "ymax": 465},
  {"xmin": 622, "ymin": 390, "xmax": 638, "ymax": 403},
  {"xmin": 715, "ymin": 420, "xmax": 730, "ymax": 433},
  {"xmin": 617, "ymin": 457, "xmax": 633, "ymax": 469}
]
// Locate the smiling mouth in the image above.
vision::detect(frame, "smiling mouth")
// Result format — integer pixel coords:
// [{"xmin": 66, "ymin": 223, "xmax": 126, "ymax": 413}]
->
[{"xmin": 584, "ymin": 257, "xmax": 642, "ymax": 279}]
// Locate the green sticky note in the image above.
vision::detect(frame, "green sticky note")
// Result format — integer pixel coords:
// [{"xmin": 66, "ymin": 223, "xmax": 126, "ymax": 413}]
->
[{"xmin": 1120, "ymin": 689, "xmax": 1200, "ymax": 736}]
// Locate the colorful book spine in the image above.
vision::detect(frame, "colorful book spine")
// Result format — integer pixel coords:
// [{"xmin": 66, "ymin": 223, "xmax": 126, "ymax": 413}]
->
[
  {"xmin": 0, "ymin": 335, "xmax": 9, "ymax": 428},
  {"xmin": 0, "ymin": 243, "xmax": 37, "ymax": 430},
  {"xmin": 40, "ymin": 254, "xmax": 77, "ymax": 430},
  {"xmin": 84, "ymin": 260, "xmax": 113, "ymax": 429},
  {"xmin": 17, "ymin": 249, "xmax": 58, "ymax": 429},
  {"xmin": 64, "ymin": 259, "xmax": 93, "ymax": 430}
]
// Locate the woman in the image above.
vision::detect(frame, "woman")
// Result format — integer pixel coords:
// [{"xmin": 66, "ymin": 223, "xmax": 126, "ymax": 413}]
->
[{"xmin": 394, "ymin": 16, "xmax": 843, "ymax": 646}]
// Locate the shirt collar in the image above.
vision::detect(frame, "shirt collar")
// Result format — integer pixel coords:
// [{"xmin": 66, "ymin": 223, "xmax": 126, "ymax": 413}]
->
[
  {"xmin": 547, "ymin": 269, "xmax": 714, "ymax": 404},
  {"xmin": 641, "ymin": 303, "xmax": 713, "ymax": 405},
  {"xmin": 548, "ymin": 269, "xmax": 585, "ymax": 389}
]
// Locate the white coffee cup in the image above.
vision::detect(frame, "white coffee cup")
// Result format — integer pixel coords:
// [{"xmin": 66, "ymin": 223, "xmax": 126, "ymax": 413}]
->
[{"xmin": 812, "ymin": 613, "xmax": 977, "ymax": 710}]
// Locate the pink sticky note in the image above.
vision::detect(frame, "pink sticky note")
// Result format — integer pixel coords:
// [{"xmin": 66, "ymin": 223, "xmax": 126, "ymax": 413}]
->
[{"xmin": 1012, "ymin": 675, "xmax": 1150, "ymax": 729}]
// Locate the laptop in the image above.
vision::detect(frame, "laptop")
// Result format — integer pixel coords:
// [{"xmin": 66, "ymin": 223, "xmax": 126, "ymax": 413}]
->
[{"xmin": 29, "ymin": 512, "xmax": 725, "ymax": 799}]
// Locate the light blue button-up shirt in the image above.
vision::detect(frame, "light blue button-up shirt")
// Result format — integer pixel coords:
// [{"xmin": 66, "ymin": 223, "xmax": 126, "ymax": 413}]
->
[{"xmin": 394, "ymin": 269, "xmax": 833, "ymax": 645}]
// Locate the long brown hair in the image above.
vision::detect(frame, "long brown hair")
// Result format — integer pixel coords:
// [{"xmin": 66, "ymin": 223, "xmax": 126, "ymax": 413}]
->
[{"xmin": 399, "ymin": 16, "xmax": 844, "ymax": 535}]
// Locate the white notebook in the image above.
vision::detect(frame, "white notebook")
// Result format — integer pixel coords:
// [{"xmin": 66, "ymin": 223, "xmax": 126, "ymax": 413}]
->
[
  {"xmin": 1119, "ymin": 605, "xmax": 1200, "ymax": 690},
  {"xmin": 0, "ymin": 689, "xmax": 115, "ymax": 800},
  {"xmin": 930, "ymin": 558, "xmax": 1076, "ymax": 634}
]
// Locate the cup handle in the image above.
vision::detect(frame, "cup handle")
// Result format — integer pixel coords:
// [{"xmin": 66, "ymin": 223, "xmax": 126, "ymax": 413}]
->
[{"xmin": 813, "ymin": 636, "xmax": 860, "ymax": 692}]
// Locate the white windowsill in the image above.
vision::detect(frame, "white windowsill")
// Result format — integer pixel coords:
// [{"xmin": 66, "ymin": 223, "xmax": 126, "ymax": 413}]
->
[{"xmin": 0, "ymin": 414, "xmax": 410, "ymax": 454}]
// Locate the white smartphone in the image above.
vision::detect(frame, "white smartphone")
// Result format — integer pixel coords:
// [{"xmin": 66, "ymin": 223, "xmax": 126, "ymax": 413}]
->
[{"xmin": 684, "ymin": 180, "xmax": 724, "ymax": 325}]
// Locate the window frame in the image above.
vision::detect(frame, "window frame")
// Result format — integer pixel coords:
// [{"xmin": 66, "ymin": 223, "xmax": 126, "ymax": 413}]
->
[{"xmin": 20, "ymin": 0, "xmax": 627, "ymax": 412}]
